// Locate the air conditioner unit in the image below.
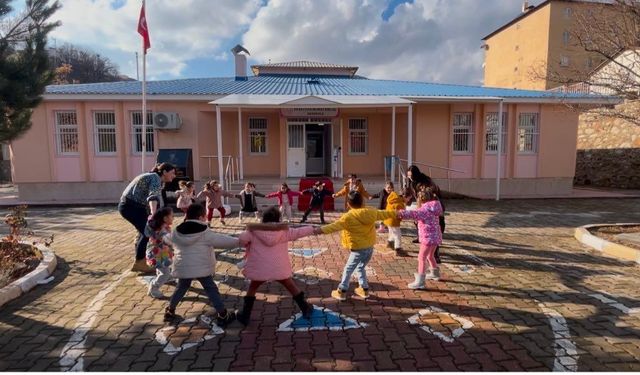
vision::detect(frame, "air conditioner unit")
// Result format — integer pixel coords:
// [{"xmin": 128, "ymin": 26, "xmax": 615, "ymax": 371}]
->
[{"xmin": 153, "ymin": 112, "xmax": 182, "ymax": 130}]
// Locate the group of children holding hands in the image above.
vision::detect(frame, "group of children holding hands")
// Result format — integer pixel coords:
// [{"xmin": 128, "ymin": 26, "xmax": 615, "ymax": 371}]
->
[{"xmin": 144, "ymin": 170, "xmax": 444, "ymax": 327}]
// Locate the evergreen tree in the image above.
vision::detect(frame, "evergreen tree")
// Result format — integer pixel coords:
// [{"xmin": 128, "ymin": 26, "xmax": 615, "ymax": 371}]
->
[{"xmin": 0, "ymin": 0, "xmax": 60, "ymax": 142}]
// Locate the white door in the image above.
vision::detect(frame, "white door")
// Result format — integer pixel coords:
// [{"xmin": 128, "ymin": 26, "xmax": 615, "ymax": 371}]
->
[{"xmin": 287, "ymin": 123, "xmax": 305, "ymax": 177}]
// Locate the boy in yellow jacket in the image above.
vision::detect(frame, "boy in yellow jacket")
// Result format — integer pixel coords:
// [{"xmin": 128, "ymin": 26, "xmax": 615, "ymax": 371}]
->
[{"xmin": 315, "ymin": 191, "xmax": 397, "ymax": 300}]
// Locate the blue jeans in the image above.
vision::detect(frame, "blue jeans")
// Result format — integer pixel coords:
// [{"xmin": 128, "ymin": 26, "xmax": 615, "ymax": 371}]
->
[
  {"xmin": 338, "ymin": 247, "xmax": 374, "ymax": 291},
  {"xmin": 118, "ymin": 199, "xmax": 149, "ymax": 260},
  {"xmin": 169, "ymin": 276, "xmax": 225, "ymax": 313}
]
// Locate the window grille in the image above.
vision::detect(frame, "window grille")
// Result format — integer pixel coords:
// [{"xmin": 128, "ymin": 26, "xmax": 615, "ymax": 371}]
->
[
  {"xmin": 518, "ymin": 113, "xmax": 539, "ymax": 153},
  {"xmin": 452, "ymin": 112, "xmax": 474, "ymax": 153},
  {"xmin": 94, "ymin": 112, "xmax": 116, "ymax": 155},
  {"xmin": 560, "ymin": 56, "xmax": 570, "ymax": 66},
  {"xmin": 348, "ymin": 118, "xmax": 367, "ymax": 154},
  {"xmin": 485, "ymin": 112, "xmax": 508, "ymax": 154},
  {"xmin": 562, "ymin": 31, "xmax": 570, "ymax": 46},
  {"xmin": 55, "ymin": 111, "xmax": 79, "ymax": 155},
  {"xmin": 249, "ymin": 118, "xmax": 268, "ymax": 154},
  {"xmin": 131, "ymin": 111, "xmax": 154, "ymax": 153},
  {"xmin": 288, "ymin": 124, "xmax": 304, "ymax": 148}
]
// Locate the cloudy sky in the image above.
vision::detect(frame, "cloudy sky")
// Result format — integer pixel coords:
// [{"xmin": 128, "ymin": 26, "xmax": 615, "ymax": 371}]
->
[{"xmin": 39, "ymin": 0, "xmax": 544, "ymax": 85}]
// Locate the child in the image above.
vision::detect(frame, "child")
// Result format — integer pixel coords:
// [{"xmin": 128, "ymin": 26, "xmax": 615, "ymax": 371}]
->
[
  {"xmin": 398, "ymin": 188, "xmax": 443, "ymax": 289},
  {"xmin": 176, "ymin": 181, "xmax": 196, "ymax": 215},
  {"xmin": 333, "ymin": 174, "xmax": 371, "ymax": 211},
  {"xmin": 145, "ymin": 207, "xmax": 175, "ymax": 299},
  {"xmin": 315, "ymin": 191, "xmax": 396, "ymax": 300},
  {"xmin": 266, "ymin": 183, "xmax": 302, "ymax": 223},
  {"xmin": 197, "ymin": 180, "xmax": 234, "ymax": 226},
  {"xmin": 236, "ymin": 206, "xmax": 316, "ymax": 325},
  {"xmin": 236, "ymin": 182, "xmax": 265, "ymax": 221},
  {"xmin": 371, "ymin": 182, "xmax": 392, "ymax": 233},
  {"xmin": 300, "ymin": 181, "xmax": 333, "ymax": 224},
  {"xmin": 383, "ymin": 182, "xmax": 406, "ymax": 253},
  {"xmin": 164, "ymin": 203, "xmax": 240, "ymax": 326}
]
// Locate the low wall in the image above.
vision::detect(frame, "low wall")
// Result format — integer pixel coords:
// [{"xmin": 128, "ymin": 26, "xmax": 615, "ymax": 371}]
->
[{"xmin": 575, "ymin": 149, "xmax": 640, "ymax": 189}]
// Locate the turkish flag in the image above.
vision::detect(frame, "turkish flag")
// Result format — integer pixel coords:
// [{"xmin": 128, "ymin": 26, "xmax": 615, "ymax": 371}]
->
[{"xmin": 137, "ymin": 1, "xmax": 150, "ymax": 54}]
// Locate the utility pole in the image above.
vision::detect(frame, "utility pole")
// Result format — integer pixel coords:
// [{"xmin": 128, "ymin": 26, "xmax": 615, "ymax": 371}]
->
[{"xmin": 135, "ymin": 52, "xmax": 139, "ymax": 81}]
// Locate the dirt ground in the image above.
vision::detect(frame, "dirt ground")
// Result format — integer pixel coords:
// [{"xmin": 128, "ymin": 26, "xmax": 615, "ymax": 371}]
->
[{"xmin": 589, "ymin": 225, "xmax": 640, "ymax": 249}]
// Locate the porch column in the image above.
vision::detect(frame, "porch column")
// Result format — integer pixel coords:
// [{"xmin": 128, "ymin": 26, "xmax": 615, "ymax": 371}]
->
[
  {"xmin": 237, "ymin": 107, "xmax": 244, "ymax": 180},
  {"xmin": 391, "ymin": 106, "xmax": 396, "ymax": 184},
  {"xmin": 407, "ymin": 104, "xmax": 413, "ymax": 166},
  {"xmin": 216, "ymin": 105, "xmax": 224, "ymax": 187},
  {"xmin": 496, "ymin": 99, "xmax": 504, "ymax": 201},
  {"xmin": 339, "ymin": 118, "xmax": 344, "ymax": 178}
]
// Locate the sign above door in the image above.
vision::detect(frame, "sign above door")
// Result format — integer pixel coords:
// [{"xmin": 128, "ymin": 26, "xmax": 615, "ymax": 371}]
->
[{"xmin": 281, "ymin": 107, "xmax": 339, "ymax": 118}]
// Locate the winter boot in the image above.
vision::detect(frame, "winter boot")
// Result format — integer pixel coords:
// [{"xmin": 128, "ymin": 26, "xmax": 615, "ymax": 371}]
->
[
  {"xmin": 407, "ymin": 273, "xmax": 426, "ymax": 290},
  {"xmin": 434, "ymin": 246, "xmax": 442, "ymax": 264},
  {"xmin": 426, "ymin": 267, "xmax": 441, "ymax": 281},
  {"xmin": 163, "ymin": 307, "xmax": 182, "ymax": 322},
  {"xmin": 386, "ymin": 240, "xmax": 394, "ymax": 249},
  {"xmin": 216, "ymin": 309, "xmax": 236, "ymax": 327},
  {"xmin": 237, "ymin": 296, "xmax": 256, "ymax": 326},
  {"xmin": 293, "ymin": 292, "xmax": 313, "ymax": 319}
]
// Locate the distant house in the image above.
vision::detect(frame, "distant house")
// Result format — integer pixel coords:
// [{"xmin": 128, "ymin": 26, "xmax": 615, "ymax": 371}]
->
[{"xmin": 9, "ymin": 58, "xmax": 616, "ymax": 203}]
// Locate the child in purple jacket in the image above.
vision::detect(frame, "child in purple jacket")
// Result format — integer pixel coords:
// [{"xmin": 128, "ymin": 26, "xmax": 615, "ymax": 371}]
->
[{"xmin": 398, "ymin": 188, "xmax": 443, "ymax": 289}]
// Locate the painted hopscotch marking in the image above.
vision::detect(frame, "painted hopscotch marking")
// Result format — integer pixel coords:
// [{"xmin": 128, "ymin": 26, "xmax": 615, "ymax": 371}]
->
[
  {"xmin": 155, "ymin": 316, "xmax": 224, "ymax": 355},
  {"xmin": 59, "ymin": 271, "xmax": 129, "ymax": 371},
  {"xmin": 278, "ymin": 306, "xmax": 368, "ymax": 332},
  {"xmin": 407, "ymin": 306, "xmax": 474, "ymax": 343},
  {"xmin": 292, "ymin": 267, "xmax": 333, "ymax": 285},
  {"xmin": 588, "ymin": 293, "xmax": 640, "ymax": 315},
  {"xmin": 289, "ymin": 248, "xmax": 328, "ymax": 258},
  {"xmin": 537, "ymin": 301, "xmax": 579, "ymax": 372}
]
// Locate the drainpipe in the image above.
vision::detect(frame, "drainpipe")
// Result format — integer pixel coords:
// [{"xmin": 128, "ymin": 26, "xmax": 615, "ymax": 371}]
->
[
  {"xmin": 496, "ymin": 99, "xmax": 504, "ymax": 201},
  {"xmin": 216, "ymin": 105, "xmax": 224, "ymax": 187}
]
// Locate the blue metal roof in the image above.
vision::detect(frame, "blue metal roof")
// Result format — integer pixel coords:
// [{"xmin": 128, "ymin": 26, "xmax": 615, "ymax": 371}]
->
[{"xmin": 44, "ymin": 74, "xmax": 605, "ymax": 99}]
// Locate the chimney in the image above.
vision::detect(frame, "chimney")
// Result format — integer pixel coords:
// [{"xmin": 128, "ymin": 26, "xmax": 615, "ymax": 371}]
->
[
  {"xmin": 522, "ymin": 1, "xmax": 529, "ymax": 13},
  {"xmin": 230, "ymin": 44, "xmax": 250, "ymax": 81}
]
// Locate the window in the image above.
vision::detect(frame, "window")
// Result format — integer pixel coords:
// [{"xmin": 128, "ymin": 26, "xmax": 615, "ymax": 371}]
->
[
  {"xmin": 348, "ymin": 118, "xmax": 368, "ymax": 154},
  {"xmin": 560, "ymin": 56, "xmax": 570, "ymax": 66},
  {"xmin": 94, "ymin": 112, "xmax": 116, "ymax": 155},
  {"xmin": 586, "ymin": 57, "xmax": 594, "ymax": 69},
  {"xmin": 131, "ymin": 111, "xmax": 154, "ymax": 153},
  {"xmin": 452, "ymin": 112, "xmax": 474, "ymax": 153},
  {"xmin": 562, "ymin": 30, "xmax": 570, "ymax": 46},
  {"xmin": 55, "ymin": 111, "xmax": 79, "ymax": 155},
  {"xmin": 518, "ymin": 113, "xmax": 539, "ymax": 153},
  {"xmin": 564, "ymin": 7, "xmax": 572, "ymax": 18},
  {"xmin": 249, "ymin": 118, "xmax": 267, "ymax": 154},
  {"xmin": 485, "ymin": 112, "xmax": 508, "ymax": 154}
]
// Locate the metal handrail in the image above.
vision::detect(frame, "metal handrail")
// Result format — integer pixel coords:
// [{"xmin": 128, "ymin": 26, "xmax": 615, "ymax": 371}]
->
[{"xmin": 386, "ymin": 156, "xmax": 466, "ymax": 192}]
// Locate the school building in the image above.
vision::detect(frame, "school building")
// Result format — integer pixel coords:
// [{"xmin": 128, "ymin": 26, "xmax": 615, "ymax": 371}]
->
[{"xmin": 9, "ymin": 57, "xmax": 617, "ymax": 203}]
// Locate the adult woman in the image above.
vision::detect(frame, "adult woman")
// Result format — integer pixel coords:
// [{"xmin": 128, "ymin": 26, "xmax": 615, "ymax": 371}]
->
[{"xmin": 118, "ymin": 163, "xmax": 176, "ymax": 272}]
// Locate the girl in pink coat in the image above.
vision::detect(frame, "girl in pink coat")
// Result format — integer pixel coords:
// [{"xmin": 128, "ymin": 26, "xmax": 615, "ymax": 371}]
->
[
  {"xmin": 265, "ymin": 183, "xmax": 302, "ymax": 222},
  {"xmin": 237, "ymin": 206, "xmax": 316, "ymax": 326},
  {"xmin": 398, "ymin": 188, "xmax": 443, "ymax": 289}
]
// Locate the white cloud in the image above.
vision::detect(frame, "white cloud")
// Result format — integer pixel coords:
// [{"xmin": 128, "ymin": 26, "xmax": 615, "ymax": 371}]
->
[
  {"xmin": 50, "ymin": 0, "xmax": 262, "ymax": 78},
  {"xmin": 242, "ymin": 0, "xmax": 541, "ymax": 85}
]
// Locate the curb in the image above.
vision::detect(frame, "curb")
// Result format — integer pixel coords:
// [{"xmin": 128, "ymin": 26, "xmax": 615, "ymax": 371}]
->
[
  {"xmin": 0, "ymin": 243, "xmax": 57, "ymax": 308},
  {"xmin": 574, "ymin": 223, "xmax": 640, "ymax": 264}
]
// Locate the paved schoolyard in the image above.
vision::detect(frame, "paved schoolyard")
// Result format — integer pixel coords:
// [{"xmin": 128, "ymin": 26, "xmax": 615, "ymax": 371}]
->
[{"xmin": 1, "ymin": 198, "xmax": 640, "ymax": 371}]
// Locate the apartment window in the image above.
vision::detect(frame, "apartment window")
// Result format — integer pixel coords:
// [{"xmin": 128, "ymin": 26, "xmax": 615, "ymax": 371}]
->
[
  {"xmin": 131, "ymin": 111, "xmax": 154, "ymax": 153},
  {"xmin": 564, "ymin": 7, "xmax": 572, "ymax": 18},
  {"xmin": 485, "ymin": 112, "xmax": 508, "ymax": 154},
  {"xmin": 54, "ymin": 111, "xmax": 79, "ymax": 155},
  {"xmin": 94, "ymin": 112, "xmax": 117, "ymax": 155},
  {"xmin": 348, "ymin": 118, "xmax": 368, "ymax": 154},
  {"xmin": 560, "ymin": 56, "xmax": 570, "ymax": 66},
  {"xmin": 249, "ymin": 118, "xmax": 268, "ymax": 154},
  {"xmin": 452, "ymin": 112, "xmax": 474, "ymax": 153},
  {"xmin": 562, "ymin": 31, "xmax": 570, "ymax": 46},
  {"xmin": 518, "ymin": 113, "xmax": 539, "ymax": 153},
  {"xmin": 586, "ymin": 57, "xmax": 594, "ymax": 69}
]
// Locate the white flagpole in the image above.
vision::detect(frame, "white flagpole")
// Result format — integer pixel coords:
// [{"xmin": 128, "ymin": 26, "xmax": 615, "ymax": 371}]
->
[{"xmin": 141, "ymin": 0, "xmax": 147, "ymax": 173}]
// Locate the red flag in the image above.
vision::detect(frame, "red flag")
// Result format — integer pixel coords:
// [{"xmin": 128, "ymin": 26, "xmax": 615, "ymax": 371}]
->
[{"xmin": 137, "ymin": 1, "xmax": 150, "ymax": 54}]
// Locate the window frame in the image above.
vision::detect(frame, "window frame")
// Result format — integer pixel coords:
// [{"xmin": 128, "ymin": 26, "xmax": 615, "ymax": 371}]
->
[
  {"xmin": 130, "ymin": 111, "xmax": 155, "ymax": 154},
  {"xmin": 485, "ymin": 112, "xmax": 508, "ymax": 154},
  {"xmin": 54, "ymin": 111, "xmax": 79, "ymax": 156},
  {"xmin": 248, "ymin": 117, "xmax": 268, "ymax": 155},
  {"xmin": 348, "ymin": 118, "xmax": 368, "ymax": 155},
  {"xmin": 517, "ymin": 113, "xmax": 540, "ymax": 154},
  {"xmin": 452, "ymin": 112, "xmax": 474, "ymax": 154},
  {"xmin": 93, "ymin": 111, "xmax": 117, "ymax": 156}
]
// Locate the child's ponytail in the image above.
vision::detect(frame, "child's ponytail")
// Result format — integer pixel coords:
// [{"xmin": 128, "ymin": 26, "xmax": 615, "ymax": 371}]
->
[{"xmin": 148, "ymin": 207, "xmax": 173, "ymax": 231}]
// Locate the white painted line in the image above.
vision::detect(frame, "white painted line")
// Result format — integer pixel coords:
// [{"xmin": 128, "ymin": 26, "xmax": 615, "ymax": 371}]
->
[
  {"xmin": 407, "ymin": 306, "xmax": 474, "ymax": 343},
  {"xmin": 587, "ymin": 293, "xmax": 640, "ymax": 315},
  {"xmin": 457, "ymin": 248, "xmax": 494, "ymax": 269},
  {"xmin": 154, "ymin": 316, "xmax": 224, "ymax": 355},
  {"xmin": 59, "ymin": 271, "xmax": 130, "ymax": 371},
  {"xmin": 537, "ymin": 302, "xmax": 578, "ymax": 372}
]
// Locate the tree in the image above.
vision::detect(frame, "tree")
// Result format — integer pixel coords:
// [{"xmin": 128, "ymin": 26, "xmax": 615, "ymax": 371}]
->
[
  {"xmin": 534, "ymin": 0, "xmax": 640, "ymax": 125},
  {"xmin": 0, "ymin": 0, "xmax": 60, "ymax": 143},
  {"xmin": 49, "ymin": 44, "xmax": 128, "ymax": 84}
]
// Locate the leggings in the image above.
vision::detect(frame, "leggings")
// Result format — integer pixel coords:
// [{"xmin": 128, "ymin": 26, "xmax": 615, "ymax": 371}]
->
[
  {"xmin": 207, "ymin": 206, "xmax": 226, "ymax": 221},
  {"xmin": 418, "ymin": 244, "xmax": 438, "ymax": 274}
]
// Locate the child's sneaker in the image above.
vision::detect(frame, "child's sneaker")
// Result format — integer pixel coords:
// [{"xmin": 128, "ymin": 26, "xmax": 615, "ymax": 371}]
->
[
  {"xmin": 331, "ymin": 289, "xmax": 347, "ymax": 301},
  {"xmin": 148, "ymin": 284, "xmax": 165, "ymax": 299},
  {"xmin": 216, "ymin": 310, "xmax": 236, "ymax": 327},
  {"xmin": 354, "ymin": 286, "xmax": 370, "ymax": 299},
  {"xmin": 163, "ymin": 307, "xmax": 181, "ymax": 322}
]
